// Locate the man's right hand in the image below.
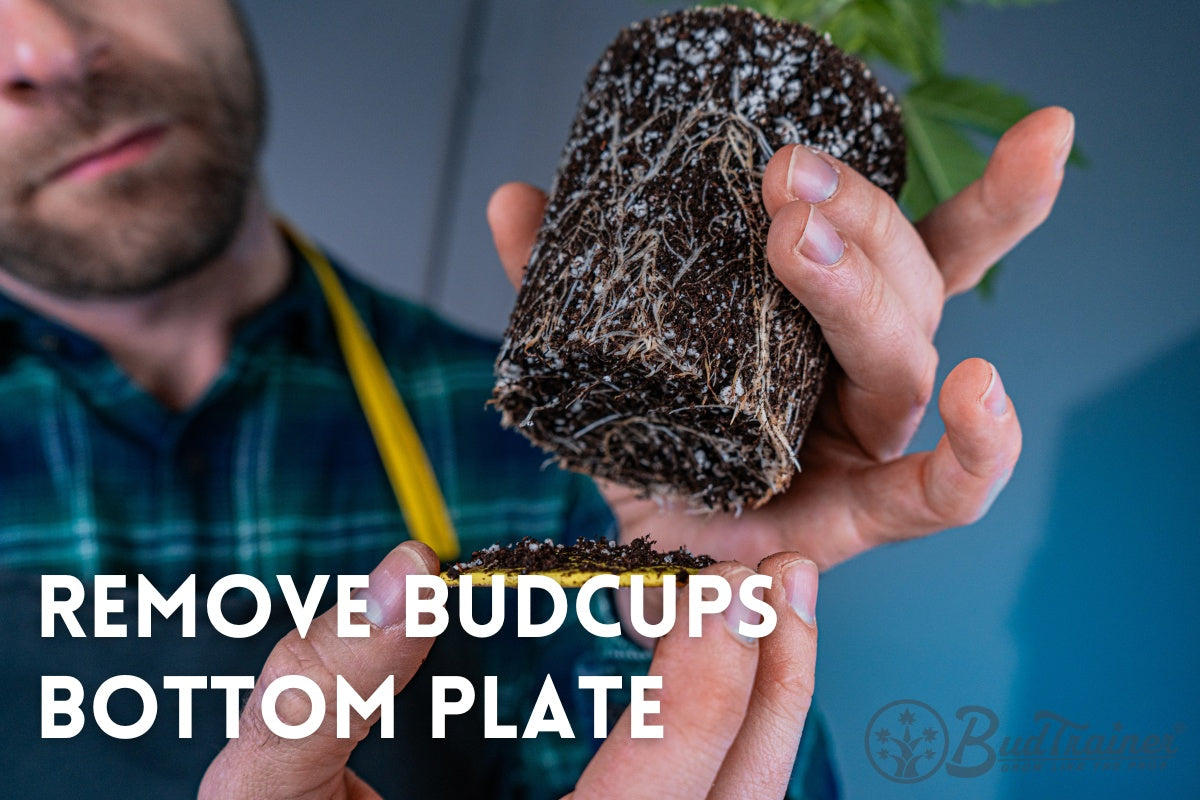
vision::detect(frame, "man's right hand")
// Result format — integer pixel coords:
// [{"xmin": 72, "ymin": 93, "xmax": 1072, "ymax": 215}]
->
[{"xmin": 198, "ymin": 543, "xmax": 820, "ymax": 800}]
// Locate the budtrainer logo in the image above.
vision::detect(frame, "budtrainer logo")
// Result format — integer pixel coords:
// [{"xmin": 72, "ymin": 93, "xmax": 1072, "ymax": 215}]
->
[
  {"xmin": 865, "ymin": 699, "xmax": 1184, "ymax": 783},
  {"xmin": 865, "ymin": 700, "xmax": 949, "ymax": 783}
]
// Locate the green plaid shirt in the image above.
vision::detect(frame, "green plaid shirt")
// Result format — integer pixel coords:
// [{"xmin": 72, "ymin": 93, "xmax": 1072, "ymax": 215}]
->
[{"xmin": 0, "ymin": 243, "xmax": 835, "ymax": 799}]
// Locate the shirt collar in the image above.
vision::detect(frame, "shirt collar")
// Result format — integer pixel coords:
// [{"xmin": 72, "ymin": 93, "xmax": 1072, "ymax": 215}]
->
[
  {"xmin": 0, "ymin": 237, "xmax": 343, "ymax": 371},
  {"xmin": 229, "ymin": 236, "xmax": 343, "ymax": 365},
  {"xmin": 0, "ymin": 238, "xmax": 351, "ymax": 450}
]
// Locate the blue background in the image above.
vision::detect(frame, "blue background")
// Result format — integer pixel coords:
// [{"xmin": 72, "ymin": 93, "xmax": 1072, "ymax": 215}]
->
[{"xmin": 239, "ymin": 2, "xmax": 1200, "ymax": 797}]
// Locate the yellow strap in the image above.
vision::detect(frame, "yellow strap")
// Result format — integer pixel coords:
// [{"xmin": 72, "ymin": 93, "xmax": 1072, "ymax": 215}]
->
[{"xmin": 279, "ymin": 220, "xmax": 460, "ymax": 561}]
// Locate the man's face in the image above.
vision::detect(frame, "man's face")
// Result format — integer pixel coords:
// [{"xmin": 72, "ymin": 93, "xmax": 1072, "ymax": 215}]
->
[{"xmin": 0, "ymin": 0, "xmax": 264, "ymax": 297}]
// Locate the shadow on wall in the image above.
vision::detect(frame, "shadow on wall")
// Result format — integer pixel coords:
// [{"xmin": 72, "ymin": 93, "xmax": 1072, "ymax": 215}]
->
[{"xmin": 1003, "ymin": 327, "xmax": 1200, "ymax": 799}]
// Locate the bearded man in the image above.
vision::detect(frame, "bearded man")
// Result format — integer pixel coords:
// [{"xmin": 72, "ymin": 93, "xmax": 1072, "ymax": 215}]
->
[{"xmin": 0, "ymin": 2, "xmax": 1071, "ymax": 798}]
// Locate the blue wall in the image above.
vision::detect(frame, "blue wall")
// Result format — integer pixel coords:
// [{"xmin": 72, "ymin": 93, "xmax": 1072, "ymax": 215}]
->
[{"xmin": 242, "ymin": 2, "xmax": 1200, "ymax": 797}]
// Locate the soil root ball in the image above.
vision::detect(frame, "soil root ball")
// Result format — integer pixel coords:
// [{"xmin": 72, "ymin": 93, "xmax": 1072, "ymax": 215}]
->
[{"xmin": 494, "ymin": 7, "xmax": 905, "ymax": 512}]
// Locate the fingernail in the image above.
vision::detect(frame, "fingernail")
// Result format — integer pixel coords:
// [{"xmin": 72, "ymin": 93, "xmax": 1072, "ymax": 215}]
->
[
  {"xmin": 1054, "ymin": 112, "xmax": 1075, "ymax": 172},
  {"xmin": 724, "ymin": 567, "xmax": 762, "ymax": 645},
  {"xmin": 798, "ymin": 205, "xmax": 845, "ymax": 266},
  {"xmin": 788, "ymin": 146, "xmax": 839, "ymax": 203},
  {"xmin": 981, "ymin": 363, "xmax": 1009, "ymax": 417},
  {"xmin": 784, "ymin": 559, "xmax": 818, "ymax": 627},
  {"xmin": 358, "ymin": 542, "xmax": 430, "ymax": 628}
]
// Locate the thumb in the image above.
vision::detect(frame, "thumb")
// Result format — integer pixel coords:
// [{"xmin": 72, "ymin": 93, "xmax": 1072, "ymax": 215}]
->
[
  {"xmin": 199, "ymin": 541, "xmax": 440, "ymax": 800},
  {"xmin": 487, "ymin": 181, "xmax": 547, "ymax": 288}
]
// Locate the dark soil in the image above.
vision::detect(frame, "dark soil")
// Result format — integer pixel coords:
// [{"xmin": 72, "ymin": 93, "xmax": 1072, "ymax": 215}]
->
[
  {"xmin": 443, "ymin": 535, "xmax": 715, "ymax": 581},
  {"xmin": 494, "ymin": 7, "xmax": 905, "ymax": 511}
]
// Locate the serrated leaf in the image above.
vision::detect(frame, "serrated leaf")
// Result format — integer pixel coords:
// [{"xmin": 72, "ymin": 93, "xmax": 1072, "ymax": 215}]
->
[
  {"xmin": 906, "ymin": 75, "xmax": 1089, "ymax": 173},
  {"xmin": 711, "ymin": 0, "xmax": 944, "ymax": 79},
  {"xmin": 905, "ymin": 75, "xmax": 1035, "ymax": 136},
  {"xmin": 899, "ymin": 93, "xmax": 989, "ymax": 219},
  {"xmin": 817, "ymin": 0, "xmax": 945, "ymax": 79}
]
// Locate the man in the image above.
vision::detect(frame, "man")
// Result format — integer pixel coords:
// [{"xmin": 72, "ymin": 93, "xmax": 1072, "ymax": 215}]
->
[{"xmin": 0, "ymin": 1, "xmax": 1072, "ymax": 797}]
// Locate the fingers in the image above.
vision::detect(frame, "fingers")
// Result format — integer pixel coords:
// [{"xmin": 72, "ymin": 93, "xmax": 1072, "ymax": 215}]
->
[
  {"xmin": 708, "ymin": 556, "xmax": 818, "ymax": 800},
  {"xmin": 487, "ymin": 181, "xmax": 547, "ymax": 288},
  {"xmin": 763, "ymin": 145, "xmax": 943, "ymax": 334},
  {"xmin": 572, "ymin": 559, "xmax": 818, "ymax": 800},
  {"xmin": 849, "ymin": 358, "xmax": 1022, "ymax": 545},
  {"xmin": 199, "ymin": 542, "xmax": 440, "ymax": 800},
  {"xmin": 917, "ymin": 106, "xmax": 1074, "ymax": 297},
  {"xmin": 572, "ymin": 563, "xmax": 763, "ymax": 799},
  {"xmin": 766, "ymin": 201, "xmax": 939, "ymax": 459}
]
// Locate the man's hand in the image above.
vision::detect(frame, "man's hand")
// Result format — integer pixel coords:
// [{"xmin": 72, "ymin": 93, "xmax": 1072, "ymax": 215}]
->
[
  {"xmin": 489, "ymin": 107, "xmax": 1074, "ymax": 570},
  {"xmin": 198, "ymin": 543, "xmax": 819, "ymax": 800},
  {"xmin": 198, "ymin": 542, "xmax": 440, "ymax": 800},
  {"xmin": 568, "ymin": 555, "xmax": 820, "ymax": 799}
]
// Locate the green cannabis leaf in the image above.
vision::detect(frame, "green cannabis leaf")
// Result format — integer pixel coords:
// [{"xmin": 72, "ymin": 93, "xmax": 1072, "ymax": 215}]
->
[
  {"xmin": 710, "ymin": 0, "xmax": 945, "ymax": 79},
  {"xmin": 692, "ymin": 0, "xmax": 1078, "ymax": 294},
  {"xmin": 901, "ymin": 75, "xmax": 1034, "ymax": 220},
  {"xmin": 901, "ymin": 77, "xmax": 1014, "ymax": 294}
]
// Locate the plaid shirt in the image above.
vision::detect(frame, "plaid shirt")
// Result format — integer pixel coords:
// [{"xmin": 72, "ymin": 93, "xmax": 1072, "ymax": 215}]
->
[{"xmin": 0, "ymin": 243, "xmax": 835, "ymax": 798}]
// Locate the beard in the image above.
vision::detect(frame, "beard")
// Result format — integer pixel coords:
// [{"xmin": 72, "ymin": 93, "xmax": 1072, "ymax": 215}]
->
[{"xmin": 0, "ymin": 21, "xmax": 265, "ymax": 298}]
